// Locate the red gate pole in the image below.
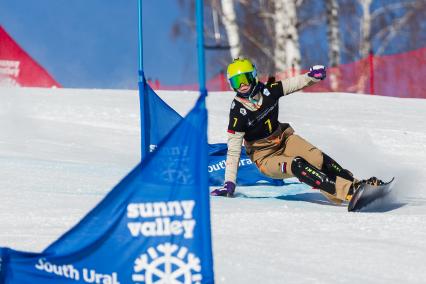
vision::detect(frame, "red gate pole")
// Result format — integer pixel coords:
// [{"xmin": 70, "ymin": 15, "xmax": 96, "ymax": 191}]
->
[{"xmin": 369, "ymin": 50, "xmax": 375, "ymax": 95}]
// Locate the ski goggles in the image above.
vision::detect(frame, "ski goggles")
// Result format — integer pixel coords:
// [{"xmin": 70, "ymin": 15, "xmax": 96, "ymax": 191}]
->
[{"xmin": 228, "ymin": 72, "xmax": 256, "ymax": 90}]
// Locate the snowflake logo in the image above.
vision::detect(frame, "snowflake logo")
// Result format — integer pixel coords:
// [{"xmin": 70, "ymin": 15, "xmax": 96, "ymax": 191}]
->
[
  {"xmin": 160, "ymin": 164, "xmax": 193, "ymax": 185},
  {"xmin": 132, "ymin": 243, "xmax": 202, "ymax": 284}
]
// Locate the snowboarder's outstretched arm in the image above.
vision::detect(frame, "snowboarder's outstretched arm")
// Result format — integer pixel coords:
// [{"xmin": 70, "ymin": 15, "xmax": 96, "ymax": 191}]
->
[
  {"xmin": 280, "ymin": 65, "xmax": 326, "ymax": 96},
  {"xmin": 210, "ymin": 131, "xmax": 244, "ymax": 197}
]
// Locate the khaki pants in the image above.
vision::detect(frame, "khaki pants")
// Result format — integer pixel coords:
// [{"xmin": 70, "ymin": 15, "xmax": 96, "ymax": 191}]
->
[{"xmin": 245, "ymin": 124, "xmax": 353, "ymax": 203}]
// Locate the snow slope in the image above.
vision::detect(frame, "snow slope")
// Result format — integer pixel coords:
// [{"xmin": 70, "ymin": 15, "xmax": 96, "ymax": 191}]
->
[{"xmin": 1, "ymin": 86, "xmax": 426, "ymax": 283}]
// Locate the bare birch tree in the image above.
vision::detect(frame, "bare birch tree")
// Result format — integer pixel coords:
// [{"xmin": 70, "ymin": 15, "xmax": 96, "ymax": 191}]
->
[
  {"xmin": 220, "ymin": 0, "xmax": 242, "ymax": 59},
  {"xmin": 273, "ymin": 0, "xmax": 288, "ymax": 73},
  {"xmin": 274, "ymin": 0, "xmax": 301, "ymax": 76},
  {"xmin": 326, "ymin": 0, "xmax": 341, "ymax": 90},
  {"xmin": 358, "ymin": 0, "xmax": 373, "ymax": 59},
  {"xmin": 353, "ymin": 0, "xmax": 372, "ymax": 93}
]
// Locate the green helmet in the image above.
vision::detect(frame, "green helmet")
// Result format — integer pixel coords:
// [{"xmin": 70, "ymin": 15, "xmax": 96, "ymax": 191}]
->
[{"xmin": 226, "ymin": 58, "xmax": 258, "ymax": 92}]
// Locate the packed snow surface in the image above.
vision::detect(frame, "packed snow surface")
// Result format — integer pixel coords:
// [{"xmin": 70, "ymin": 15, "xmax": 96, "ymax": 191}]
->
[{"xmin": 1, "ymin": 86, "xmax": 426, "ymax": 283}]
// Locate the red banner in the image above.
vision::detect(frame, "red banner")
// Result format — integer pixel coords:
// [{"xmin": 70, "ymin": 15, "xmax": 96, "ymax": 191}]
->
[{"xmin": 0, "ymin": 25, "xmax": 60, "ymax": 88}]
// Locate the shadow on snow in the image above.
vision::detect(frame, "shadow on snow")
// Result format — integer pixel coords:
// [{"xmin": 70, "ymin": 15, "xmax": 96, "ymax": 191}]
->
[{"xmin": 235, "ymin": 190, "xmax": 406, "ymax": 212}]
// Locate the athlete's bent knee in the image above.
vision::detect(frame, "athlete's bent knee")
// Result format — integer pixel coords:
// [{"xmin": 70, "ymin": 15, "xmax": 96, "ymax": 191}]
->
[{"xmin": 307, "ymin": 149, "xmax": 323, "ymax": 169}]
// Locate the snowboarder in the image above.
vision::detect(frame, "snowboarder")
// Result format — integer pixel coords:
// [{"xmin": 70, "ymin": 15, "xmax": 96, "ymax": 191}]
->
[{"xmin": 211, "ymin": 58, "xmax": 384, "ymax": 205}]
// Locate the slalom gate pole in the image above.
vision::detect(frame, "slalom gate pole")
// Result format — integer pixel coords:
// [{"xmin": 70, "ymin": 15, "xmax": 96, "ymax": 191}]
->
[
  {"xmin": 138, "ymin": 0, "xmax": 150, "ymax": 160},
  {"xmin": 196, "ymin": 0, "xmax": 208, "ymax": 97}
]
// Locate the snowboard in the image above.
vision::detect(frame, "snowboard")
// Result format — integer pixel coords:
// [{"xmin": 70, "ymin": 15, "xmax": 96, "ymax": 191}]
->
[{"xmin": 348, "ymin": 178, "xmax": 395, "ymax": 212}]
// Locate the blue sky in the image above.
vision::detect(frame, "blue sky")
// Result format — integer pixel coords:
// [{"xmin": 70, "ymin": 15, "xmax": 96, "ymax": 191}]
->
[{"xmin": 0, "ymin": 0, "xmax": 198, "ymax": 89}]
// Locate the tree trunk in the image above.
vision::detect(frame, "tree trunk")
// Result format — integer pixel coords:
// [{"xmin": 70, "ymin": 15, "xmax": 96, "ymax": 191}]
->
[
  {"xmin": 284, "ymin": 0, "xmax": 301, "ymax": 75},
  {"xmin": 356, "ymin": 0, "xmax": 373, "ymax": 93},
  {"xmin": 274, "ymin": 0, "xmax": 287, "ymax": 74},
  {"xmin": 221, "ymin": 0, "xmax": 242, "ymax": 60},
  {"xmin": 274, "ymin": 0, "xmax": 301, "ymax": 76},
  {"xmin": 326, "ymin": 0, "xmax": 341, "ymax": 90},
  {"xmin": 359, "ymin": 0, "xmax": 372, "ymax": 59}
]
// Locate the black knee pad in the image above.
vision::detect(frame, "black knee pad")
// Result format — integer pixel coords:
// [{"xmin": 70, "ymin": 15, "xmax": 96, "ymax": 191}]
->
[{"xmin": 291, "ymin": 156, "xmax": 309, "ymax": 176}]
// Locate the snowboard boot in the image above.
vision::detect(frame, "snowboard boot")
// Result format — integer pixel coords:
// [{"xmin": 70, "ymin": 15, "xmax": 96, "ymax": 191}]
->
[
  {"xmin": 321, "ymin": 153, "xmax": 355, "ymax": 182},
  {"xmin": 345, "ymin": 177, "xmax": 385, "ymax": 201}
]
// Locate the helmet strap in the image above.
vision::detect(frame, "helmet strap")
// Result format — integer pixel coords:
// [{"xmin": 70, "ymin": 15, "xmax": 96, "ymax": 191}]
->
[{"xmin": 248, "ymin": 82, "xmax": 262, "ymax": 102}]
